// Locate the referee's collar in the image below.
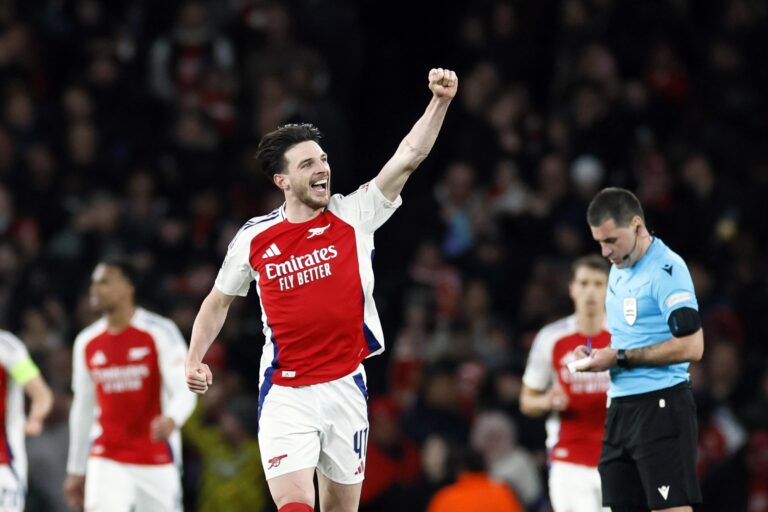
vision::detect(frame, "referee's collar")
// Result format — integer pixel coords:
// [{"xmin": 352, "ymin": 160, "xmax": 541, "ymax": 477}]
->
[{"xmin": 635, "ymin": 237, "xmax": 662, "ymax": 269}]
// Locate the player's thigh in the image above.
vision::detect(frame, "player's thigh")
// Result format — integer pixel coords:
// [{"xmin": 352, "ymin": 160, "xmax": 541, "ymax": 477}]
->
[
  {"xmin": 132, "ymin": 463, "xmax": 182, "ymax": 512},
  {"xmin": 634, "ymin": 389, "xmax": 701, "ymax": 510},
  {"xmin": 266, "ymin": 467, "xmax": 316, "ymax": 509},
  {"xmin": 548, "ymin": 461, "xmax": 608, "ymax": 512},
  {"xmin": 84, "ymin": 458, "xmax": 134, "ymax": 512},
  {"xmin": 317, "ymin": 469, "xmax": 362, "ymax": 512},
  {"xmin": 316, "ymin": 370, "xmax": 369, "ymax": 486},
  {"xmin": 259, "ymin": 384, "xmax": 322, "ymax": 486},
  {"xmin": 0, "ymin": 465, "xmax": 23, "ymax": 512}
]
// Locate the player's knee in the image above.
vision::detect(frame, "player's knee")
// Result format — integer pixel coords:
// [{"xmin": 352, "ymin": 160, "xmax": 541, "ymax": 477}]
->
[{"xmin": 278, "ymin": 503, "xmax": 314, "ymax": 512}]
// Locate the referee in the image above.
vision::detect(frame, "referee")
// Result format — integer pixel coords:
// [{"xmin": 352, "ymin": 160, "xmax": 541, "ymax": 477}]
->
[{"xmin": 573, "ymin": 187, "xmax": 704, "ymax": 512}]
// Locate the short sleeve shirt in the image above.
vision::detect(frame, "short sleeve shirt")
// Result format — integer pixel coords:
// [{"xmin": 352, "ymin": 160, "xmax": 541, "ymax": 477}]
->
[
  {"xmin": 215, "ymin": 180, "xmax": 401, "ymax": 387},
  {"xmin": 605, "ymin": 238, "xmax": 699, "ymax": 397}
]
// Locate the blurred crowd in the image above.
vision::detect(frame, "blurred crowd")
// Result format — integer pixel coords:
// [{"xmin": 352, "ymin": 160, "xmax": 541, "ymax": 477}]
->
[{"xmin": 1, "ymin": 0, "xmax": 767, "ymax": 510}]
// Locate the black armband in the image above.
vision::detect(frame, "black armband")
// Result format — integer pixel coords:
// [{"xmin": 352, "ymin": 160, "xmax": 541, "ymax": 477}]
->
[{"xmin": 668, "ymin": 307, "xmax": 701, "ymax": 337}]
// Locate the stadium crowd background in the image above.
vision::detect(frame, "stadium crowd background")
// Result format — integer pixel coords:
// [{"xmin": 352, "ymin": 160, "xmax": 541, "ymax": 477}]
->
[{"xmin": 1, "ymin": 0, "xmax": 767, "ymax": 510}]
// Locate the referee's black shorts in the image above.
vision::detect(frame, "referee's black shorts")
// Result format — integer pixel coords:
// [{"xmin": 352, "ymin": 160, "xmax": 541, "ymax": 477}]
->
[{"xmin": 599, "ymin": 382, "xmax": 702, "ymax": 510}]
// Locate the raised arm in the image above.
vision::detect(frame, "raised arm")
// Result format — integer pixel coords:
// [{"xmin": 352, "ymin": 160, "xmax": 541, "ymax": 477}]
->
[
  {"xmin": 374, "ymin": 68, "xmax": 458, "ymax": 201},
  {"xmin": 185, "ymin": 287, "xmax": 237, "ymax": 394}
]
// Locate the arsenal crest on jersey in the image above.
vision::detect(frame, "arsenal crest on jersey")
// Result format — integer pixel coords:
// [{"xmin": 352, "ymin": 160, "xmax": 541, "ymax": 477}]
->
[{"xmin": 623, "ymin": 297, "xmax": 637, "ymax": 325}]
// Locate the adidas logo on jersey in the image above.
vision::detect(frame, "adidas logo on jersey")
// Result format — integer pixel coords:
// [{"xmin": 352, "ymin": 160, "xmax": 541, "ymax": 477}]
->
[
  {"xmin": 262, "ymin": 243, "xmax": 282, "ymax": 259},
  {"xmin": 128, "ymin": 346, "xmax": 151, "ymax": 361},
  {"xmin": 90, "ymin": 350, "xmax": 107, "ymax": 366}
]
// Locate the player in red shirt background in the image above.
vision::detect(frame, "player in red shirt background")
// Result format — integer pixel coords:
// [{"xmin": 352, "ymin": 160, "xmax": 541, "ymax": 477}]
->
[
  {"xmin": 185, "ymin": 68, "xmax": 458, "ymax": 512},
  {"xmin": 520, "ymin": 254, "xmax": 611, "ymax": 512},
  {"xmin": 64, "ymin": 258, "xmax": 196, "ymax": 511}
]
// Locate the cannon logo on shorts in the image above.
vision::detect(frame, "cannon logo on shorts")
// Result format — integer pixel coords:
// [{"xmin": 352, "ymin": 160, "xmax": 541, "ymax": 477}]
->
[
  {"xmin": 267, "ymin": 454, "xmax": 288, "ymax": 469},
  {"xmin": 264, "ymin": 245, "xmax": 339, "ymax": 291}
]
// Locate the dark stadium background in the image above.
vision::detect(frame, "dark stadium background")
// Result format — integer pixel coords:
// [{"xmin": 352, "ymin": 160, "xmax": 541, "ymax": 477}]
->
[{"xmin": 1, "ymin": 0, "xmax": 767, "ymax": 510}]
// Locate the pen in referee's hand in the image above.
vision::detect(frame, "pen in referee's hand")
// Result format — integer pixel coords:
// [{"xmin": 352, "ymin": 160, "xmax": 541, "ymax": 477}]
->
[{"xmin": 587, "ymin": 337, "xmax": 592, "ymax": 355}]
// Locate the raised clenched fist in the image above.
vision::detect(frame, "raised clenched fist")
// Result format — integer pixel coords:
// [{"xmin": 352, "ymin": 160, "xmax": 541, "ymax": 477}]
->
[{"xmin": 428, "ymin": 68, "xmax": 458, "ymax": 100}]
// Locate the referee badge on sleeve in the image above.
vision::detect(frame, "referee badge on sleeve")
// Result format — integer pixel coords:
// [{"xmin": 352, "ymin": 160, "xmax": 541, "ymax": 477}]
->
[{"xmin": 623, "ymin": 297, "xmax": 637, "ymax": 325}]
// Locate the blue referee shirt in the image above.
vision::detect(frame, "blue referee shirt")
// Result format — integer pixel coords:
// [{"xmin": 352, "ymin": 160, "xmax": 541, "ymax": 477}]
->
[{"xmin": 606, "ymin": 238, "xmax": 699, "ymax": 397}]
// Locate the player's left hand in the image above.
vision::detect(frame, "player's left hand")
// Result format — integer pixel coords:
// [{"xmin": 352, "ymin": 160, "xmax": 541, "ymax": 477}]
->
[
  {"xmin": 24, "ymin": 416, "xmax": 44, "ymax": 436},
  {"xmin": 428, "ymin": 68, "xmax": 458, "ymax": 100},
  {"xmin": 150, "ymin": 416, "xmax": 175, "ymax": 441},
  {"xmin": 572, "ymin": 346, "xmax": 617, "ymax": 372}
]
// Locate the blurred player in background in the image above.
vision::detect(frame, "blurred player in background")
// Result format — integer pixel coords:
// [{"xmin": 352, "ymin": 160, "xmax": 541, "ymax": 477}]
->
[
  {"xmin": 521, "ymin": 254, "xmax": 611, "ymax": 512},
  {"xmin": 575, "ymin": 187, "xmax": 704, "ymax": 511},
  {"xmin": 185, "ymin": 67, "xmax": 458, "ymax": 512},
  {"xmin": 0, "ymin": 329, "xmax": 53, "ymax": 511},
  {"xmin": 64, "ymin": 258, "xmax": 196, "ymax": 511}
]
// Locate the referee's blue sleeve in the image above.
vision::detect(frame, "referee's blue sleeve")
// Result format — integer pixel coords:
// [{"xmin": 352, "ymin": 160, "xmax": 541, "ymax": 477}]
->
[{"xmin": 654, "ymin": 261, "xmax": 699, "ymax": 322}]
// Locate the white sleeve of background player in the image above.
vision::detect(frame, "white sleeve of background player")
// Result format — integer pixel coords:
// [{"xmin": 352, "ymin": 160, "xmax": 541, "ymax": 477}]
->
[
  {"xmin": 154, "ymin": 318, "xmax": 197, "ymax": 427},
  {"xmin": 215, "ymin": 225, "xmax": 254, "ymax": 297},
  {"xmin": 67, "ymin": 333, "xmax": 96, "ymax": 475},
  {"xmin": 0, "ymin": 330, "xmax": 36, "ymax": 376},
  {"xmin": 331, "ymin": 180, "xmax": 403, "ymax": 234},
  {"xmin": 522, "ymin": 328, "xmax": 555, "ymax": 391}
]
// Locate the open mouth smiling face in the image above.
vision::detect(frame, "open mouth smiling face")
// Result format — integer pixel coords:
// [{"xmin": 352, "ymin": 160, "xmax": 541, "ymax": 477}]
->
[{"xmin": 310, "ymin": 177, "xmax": 329, "ymax": 195}]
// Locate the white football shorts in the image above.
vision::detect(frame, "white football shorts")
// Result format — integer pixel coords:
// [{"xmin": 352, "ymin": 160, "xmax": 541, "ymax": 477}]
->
[
  {"xmin": 548, "ymin": 460, "xmax": 609, "ymax": 512},
  {"xmin": 258, "ymin": 365, "xmax": 369, "ymax": 484},
  {"xmin": 0, "ymin": 465, "xmax": 23, "ymax": 512},
  {"xmin": 84, "ymin": 457, "xmax": 182, "ymax": 512}
]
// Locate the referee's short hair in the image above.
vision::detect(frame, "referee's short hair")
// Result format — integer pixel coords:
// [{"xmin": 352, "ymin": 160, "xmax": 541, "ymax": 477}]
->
[
  {"xmin": 587, "ymin": 187, "xmax": 645, "ymax": 228},
  {"xmin": 571, "ymin": 254, "xmax": 610, "ymax": 280}
]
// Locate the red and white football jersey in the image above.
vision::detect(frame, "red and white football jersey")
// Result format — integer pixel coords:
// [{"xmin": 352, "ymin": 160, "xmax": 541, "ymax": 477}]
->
[
  {"xmin": 215, "ymin": 180, "xmax": 401, "ymax": 388},
  {"xmin": 522, "ymin": 315, "xmax": 611, "ymax": 467},
  {"xmin": 67, "ymin": 308, "xmax": 196, "ymax": 474}
]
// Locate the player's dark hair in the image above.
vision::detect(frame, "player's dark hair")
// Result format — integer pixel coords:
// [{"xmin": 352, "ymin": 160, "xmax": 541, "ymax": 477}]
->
[
  {"xmin": 452, "ymin": 447, "xmax": 487, "ymax": 474},
  {"xmin": 587, "ymin": 187, "xmax": 645, "ymax": 227},
  {"xmin": 254, "ymin": 123, "xmax": 323, "ymax": 178},
  {"xmin": 99, "ymin": 256, "xmax": 138, "ymax": 287},
  {"xmin": 571, "ymin": 254, "xmax": 610, "ymax": 280}
]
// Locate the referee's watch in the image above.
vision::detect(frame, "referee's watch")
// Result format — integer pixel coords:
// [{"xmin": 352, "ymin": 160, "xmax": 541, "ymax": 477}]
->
[{"xmin": 616, "ymin": 349, "xmax": 629, "ymax": 368}]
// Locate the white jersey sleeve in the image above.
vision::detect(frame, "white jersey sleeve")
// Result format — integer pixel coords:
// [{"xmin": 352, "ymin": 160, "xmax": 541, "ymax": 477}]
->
[
  {"xmin": 141, "ymin": 312, "xmax": 196, "ymax": 427},
  {"xmin": 522, "ymin": 317, "xmax": 575, "ymax": 391},
  {"xmin": 214, "ymin": 212, "xmax": 282, "ymax": 296},
  {"xmin": 67, "ymin": 322, "xmax": 102, "ymax": 475},
  {"xmin": 0, "ymin": 330, "xmax": 36, "ymax": 381},
  {"xmin": 329, "ymin": 180, "xmax": 402, "ymax": 234}
]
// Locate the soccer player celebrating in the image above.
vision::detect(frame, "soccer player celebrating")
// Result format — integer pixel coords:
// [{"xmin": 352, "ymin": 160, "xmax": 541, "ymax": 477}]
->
[
  {"xmin": 185, "ymin": 67, "xmax": 457, "ymax": 512},
  {"xmin": 574, "ymin": 187, "xmax": 704, "ymax": 512},
  {"xmin": 0, "ymin": 329, "xmax": 53, "ymax": 512},
  {"xmin": 520, "ymin": 255, "xmax": 611, "ymax": 512},
  {"xmin": 64, "ymin": 258, "xmax": 196, "ymax": 511}
]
